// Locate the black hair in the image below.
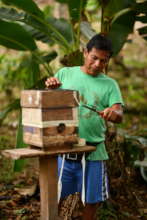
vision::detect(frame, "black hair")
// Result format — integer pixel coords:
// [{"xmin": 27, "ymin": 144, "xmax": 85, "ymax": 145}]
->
[{"xmin": 86, "ymin": 33, "xmax": 113, "ymax": 57}]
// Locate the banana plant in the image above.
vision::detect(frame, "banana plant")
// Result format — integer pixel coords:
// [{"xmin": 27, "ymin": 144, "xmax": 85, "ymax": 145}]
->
[
  {"xmin": 97, "ymin": 0, "xmax": 147, "ymax": 55},
  {"xmin": 0, "ymin": 0, "xmax": 88, "ymax": 121},
  {"xmin": 81, "ymin": 0, "xmax": 147, "ymax": 56},
  {"xmin": 0, "ymin": 0, "xmax": 88, "ymax": 52}
]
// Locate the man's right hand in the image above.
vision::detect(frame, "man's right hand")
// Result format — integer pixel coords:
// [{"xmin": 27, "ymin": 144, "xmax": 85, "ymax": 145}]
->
[{"xmin": 45, "ymin": 77, "xmax": 62, "ymax": 89}]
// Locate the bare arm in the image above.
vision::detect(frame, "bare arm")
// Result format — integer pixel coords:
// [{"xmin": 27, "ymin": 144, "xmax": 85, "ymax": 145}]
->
[
  {"xmin": 99, "ymin": 104, "xmax": 123, "ymax": 123},
  {"xmin": 45, "ymin": 77, "xmax": 62, "ymax": 89}
]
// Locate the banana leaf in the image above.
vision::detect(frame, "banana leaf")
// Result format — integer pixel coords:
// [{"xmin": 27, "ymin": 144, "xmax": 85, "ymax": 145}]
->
[
  {"xmin": 24, "ymin": 15, "xmax": 74, "ymax": 52},
  {"xmin": 56, "ymin": 0, "xmax": 88, "ymax": 23},
  {"xmin": 28, "ymin": 53, "xmax": 40, "ymax": 88},
  {"xmin": 0, "ymin": 7, "xmax": 25, "ymax": 21},
  {"xmin": 41, "ymin": 51, "xmax": 57, "ymax": 63},
  {"xmin": 0, "ymin": 6, "xmax": 52, "ymax": 44},
  {"xmin": 80, "ymin": 21, "xmax": 96, "ymax": 41},
  {"xmin": 109, "ymin": 10, "xmax": 136, "ymax": 56},
  {"xmin": 0, "ymin": 19, "xmax": 37, "ymax": 51},
  {"xmin": 98, "ymin": 0, "xmax": 136, "ymax": 17},
  {"xmin": 0, "ymin": 6, "xmax": 74, "ymax": 50},
  {"xmin": 1, "ymin": 0, "xmax": 44, "ymax": 18}
]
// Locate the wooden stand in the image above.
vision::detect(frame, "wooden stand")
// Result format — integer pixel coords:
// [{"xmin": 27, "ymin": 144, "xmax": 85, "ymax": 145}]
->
[{"xmin": 2, "ymin": 145, "xmax": 95, "ymax": 220}]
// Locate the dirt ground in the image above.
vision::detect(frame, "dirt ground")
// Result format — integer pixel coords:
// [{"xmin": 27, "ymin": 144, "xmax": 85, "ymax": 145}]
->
[{"xmin": 0, "ymin": 155, "xmax": 146, "ymax": 220}]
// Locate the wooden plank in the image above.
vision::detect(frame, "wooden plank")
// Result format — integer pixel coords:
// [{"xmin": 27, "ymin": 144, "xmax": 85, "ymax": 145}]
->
[
  {"xmin": 23, "ymin": 125, "xmax": 78, "ymax": 136},
  {"xmin": 42, "ymin": 108, "xmax": 73, "ymax": 121},
  {"xmin": 23, "ymin": 133, "xmax": 78, "ymax": 148},
  {"xmin": 43, "ymin": 125, "xmax": 78, "ymax": 136},
  {"xmin": 39, "ymin": 156, "xmax": 58, "ymax": 220},
  {"xmin": 22, "ymin": 107, "xmax": 78, "ymax": 124},
  {"xmin": 21, "ymin": 90, "xmax": 78, "ymax": 108},
  {"xmin": 2, "ymin": 145, "xmax": 96, "ymax": 160},
  {"xmin": 22, "ymin": 120, "xmax": 78, "ymax": 128}
]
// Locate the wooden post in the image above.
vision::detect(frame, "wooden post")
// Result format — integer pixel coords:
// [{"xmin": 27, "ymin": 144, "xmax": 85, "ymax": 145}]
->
[{"xmin": 39, "ymin": 155, "xmax": 58, "ymax": 220}]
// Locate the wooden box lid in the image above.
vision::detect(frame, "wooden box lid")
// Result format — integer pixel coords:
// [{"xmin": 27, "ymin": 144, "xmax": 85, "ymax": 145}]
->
[{"xmin": 21, "ymin": 89, "xmax": 78, "ymax": 108}]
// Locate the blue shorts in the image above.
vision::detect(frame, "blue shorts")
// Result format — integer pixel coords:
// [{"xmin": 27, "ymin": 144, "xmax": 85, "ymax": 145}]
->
[{"xmin": 58, "ymin": 157, "xmax": 109, "ymax": 204}]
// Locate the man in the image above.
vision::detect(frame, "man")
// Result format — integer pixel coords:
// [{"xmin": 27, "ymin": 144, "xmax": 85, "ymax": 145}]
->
[{"xmin": 45, "ymin": 34, "xmax": 124, "ymax": 220}]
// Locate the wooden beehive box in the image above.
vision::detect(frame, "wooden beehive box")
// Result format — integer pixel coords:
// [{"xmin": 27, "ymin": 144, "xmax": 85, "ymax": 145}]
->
[{"xmin": 21, "ymin": 89, "xmax": 79, "ymax": 149}]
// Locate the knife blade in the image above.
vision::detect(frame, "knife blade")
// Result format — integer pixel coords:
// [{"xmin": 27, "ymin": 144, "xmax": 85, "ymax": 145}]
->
[{"xmin": 82, "ymin": 104, "xmax": 101, "ymax": 114}]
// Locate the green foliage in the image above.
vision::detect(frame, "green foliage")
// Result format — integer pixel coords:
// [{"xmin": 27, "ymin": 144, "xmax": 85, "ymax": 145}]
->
[
  {"xmin": 0, "ymin": 19, "xmax": 37, "ymax": 51},
  {"xmin": 98, "ymin": 0, "xmax": 147, "ymax": 55},
  {"xmin": 0, "ymin": 99, "xmax": 20, "ymax": 123},
  {"xmin": 13, "ymin": 113, "xmax": 27, "ymax": 172},
  {"xmin": 85, "ymin": 0, "xmax": 99, "ymax": 12},
  {"xmin": 0, "ymin": 134, "xmax": 15, "ymax": 182},
  {"xmin": 98, "ymin": 201, "xmax": 118, "ymax": 220},
  {"xmin": 134, "ymin": 0, "xmax": 147, "ymax": 38},
  {"xmin": 109, "ymin": 10, "xmax": 135, "ymax": 56},
  {"xmin": 0, "ymin": 6, "xmax": 71, "ymax": 52},
  {"xmin": 0, "ymin": 52, "xmax": 55, "ymax": 94},
  {"xmin": 0, "ymin": 6, "xmax": 25, "ymax": 21},
  {"xmin": 0, "ymin": 0, "xmax": 86, "ymax": 53},
  {"xmin": 2, "ymin": 0, "xmax": 44, "ymax": 18},
  {"xmin": 0, "ymin": 54, "xmax": 20, "ymax": 91},
  {"xmin": 56, "ymin": 0, "xmax": 88, "ymax": 23},
  {"xmin": 101, "ymin": 0, "xmax": 136, "ymax": 17},
  {"xmin": 1, "ymin": 0, "xmax": 147, "ymax": 60},
  {"xmin": 123, "ymin": 138, "xmax": 142, "ymax": 166}
]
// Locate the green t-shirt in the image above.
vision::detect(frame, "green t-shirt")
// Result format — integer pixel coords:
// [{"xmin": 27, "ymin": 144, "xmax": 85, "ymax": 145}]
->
[{"xmin": 55, "ymin": 66, "xmax": 124, "ymax": 160}]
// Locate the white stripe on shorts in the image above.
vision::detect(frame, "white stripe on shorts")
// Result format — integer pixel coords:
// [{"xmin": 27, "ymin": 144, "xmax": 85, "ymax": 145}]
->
[{"xmin": 101, "ymin": 161, "xmax": 109, "ymax": 201}]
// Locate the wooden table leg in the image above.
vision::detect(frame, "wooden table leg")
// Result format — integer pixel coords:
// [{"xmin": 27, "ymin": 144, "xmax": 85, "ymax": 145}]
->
[{"xmin": 39, "ymin": 155, "xmax": 58, "ymax": 220}]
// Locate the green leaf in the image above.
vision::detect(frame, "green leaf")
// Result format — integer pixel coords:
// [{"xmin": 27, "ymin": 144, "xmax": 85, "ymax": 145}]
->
[
  {"xmin": 56, "ymin": 0, "xmax": 88, "ymax": 23},
  {"xmin": 0, "ymin": 6, "xmax": 51, "ymax": 45},
  {"xmin": 0, "ymin": 5, "xmax": 73, "ymax": 51},
  {"xmin": 24, "ymin": 15, "xmax": 72, "ymax": 52},
  {"xmin": 0, "ymin": 7, "xmax": 25, "ymax": 21},
  {"xmin": 23, "ymin": 24, "xmax": 52, "ymax": 44},
  {"xmin": 13, "ymin": 112, "xmax": 27, "ymax": 172},
  {"xmin": 85, "ymin": 0, "xmax": 99, "ymax": 12},
  {"xmin": 2, "ymin": 0, "xmax": 44, "ymax": 18},
  {"xmin": 0, "ymin": 99, "xmax": 20, "ymax": 122},
  {"xmin": 28, "ymin": 53, "xmax": 40, "ymax": 88},
  {"xmin": 101, "ymin": 0, "xmax": 136, "ymax": 17},
  {"xmin": 42, "ymin": 51, "xmax": 57, "ymax": 63},
  {"xmin": 0, "ymin": 19, "xmax": 37, "ymax": 51},
  {"xmin": 109, "ymin": 10, "xmax": 136, "ymax": 56},
  {"xmin": 46, "ymin": 17, "xmax": 74, "ymax": 44},
  {"xmin": 80, "ymin": 21, "xmax": 96, "ymax": 41},
  {"xmin": 18, "ymin": 53, "xmax": 40, "ymax": 89}
]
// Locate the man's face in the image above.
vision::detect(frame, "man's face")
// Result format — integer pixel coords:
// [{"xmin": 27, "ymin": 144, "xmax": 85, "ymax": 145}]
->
[{"xmin": 83, "ymin": 48, "xmax": 110, "ymax": 76}]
